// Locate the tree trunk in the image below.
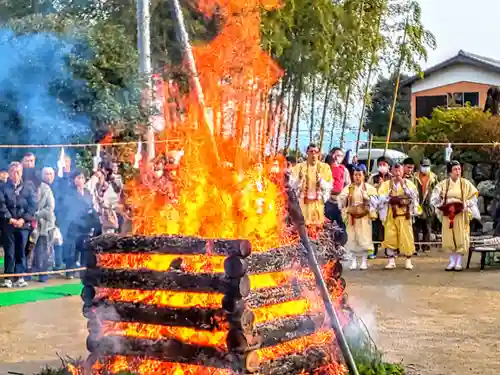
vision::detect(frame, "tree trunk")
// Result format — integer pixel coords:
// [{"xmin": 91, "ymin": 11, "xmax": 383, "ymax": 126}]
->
[
  {"xmin": 283, "ymin": 87, "xmax": 293, "ymax": 151},
  {"xmin": 329, "ymin": 104, "xmax": 340, "ymax": 151},
  {"xmin": 356, "ymin": 61, "xmax": 375, "ymax": 153},
  {"xmin": 285, "ymin": 82, "xmax": 301, "ymax": 153},
  {"xmin": 309, "ymin": 75, "xmax": 316, "ymax": 142},
  {"xmin": 273, "ymin": 77, "xmax": 288, "ymax": 154},
  {"xmin": 32, "ymin": 0, "xmax": 39, "ymax": 13},
  {"xmin": 294, "ymin": 80, "xmax": 303, "ymax": 153},
  {"xmin": 318, "ymin": 79, "xmax": 333, "ymax": 150},
  {"xmin": 339, "ymin": 83, "xmax": 352, "ymax": 148}
]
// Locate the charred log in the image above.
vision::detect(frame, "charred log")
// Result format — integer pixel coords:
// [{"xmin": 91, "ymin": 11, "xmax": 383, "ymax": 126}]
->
[
  {"xmin": 226, "ymin": 329, "xmax": 262, "ymax": 353},
  {"xmin": 91, "ymin": 301, "xmax": 226, "ymax": 330},
  {"xmin": 91, "ymin": 335, "xmax": 234, "ymax": 369},
  {"xmin": 222, "ymin": 295, "xmax": 246, "ymax": 314},
  {"xmin": 259, "ymin": 345, "xmax": 339, "ymax": 375},
  {"xmin": 256, "ymin": 314, "xmax": 325, "ymax": 348},
  {"xmin": 245, "ymin": 283, "xmax": 309, "ymax": 309},
  {"xmin": 227, "ymin": 309, "xmax": 255, "ymax": 333},
  {"xmin": 83, "ymin": 269, "xmax": 250, "ymax": 297},
  {"xmin": 89, "ymin": 234, "xmax": 251, "ymax": 258},
  {"xmin": 243, "ymin": 351, "xmax": 261, "ymax": 373},
  {"xmin": 245, "ymin": 245, "xmax": 305, "ymax": 274},
  {"xmin": 224, "ymin": 256, "xmax": 248, "ymax": 278}
]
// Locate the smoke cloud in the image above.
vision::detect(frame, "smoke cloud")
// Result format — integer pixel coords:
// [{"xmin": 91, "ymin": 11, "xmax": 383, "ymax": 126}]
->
[{"xmin": 0, "ymin": 27, "xmax": 91, "ymax": 165}]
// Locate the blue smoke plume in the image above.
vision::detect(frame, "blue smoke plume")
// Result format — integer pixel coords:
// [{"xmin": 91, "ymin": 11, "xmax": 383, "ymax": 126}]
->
[{"xmin": 0, "ymin": 27, "xmax": 92, "ymax": 167}]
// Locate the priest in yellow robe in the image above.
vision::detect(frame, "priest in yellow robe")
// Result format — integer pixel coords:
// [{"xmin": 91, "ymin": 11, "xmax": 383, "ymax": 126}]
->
[
  {"xmin": 430, "ymin": 160, "xmax": 480, "ymax": 271},
  {"xmin": 377, "ymin": 163, "xmax": 420, "ymax": 270},
  {"xmin": 290, "ymin": 144, "xmax": 333, "ymax": 226},
  {"xmin": 338, "ymin": 166, "xmax": 378, "ymax": 270}
]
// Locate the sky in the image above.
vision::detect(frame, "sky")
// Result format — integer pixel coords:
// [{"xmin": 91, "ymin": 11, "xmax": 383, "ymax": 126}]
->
[
  {"xmin": 418, "ymin": 0, "xmax": 500, "ymax": 69},
  {"xmin": 296, "ymin": 0, "xmax": 500, "ymax": 154}
]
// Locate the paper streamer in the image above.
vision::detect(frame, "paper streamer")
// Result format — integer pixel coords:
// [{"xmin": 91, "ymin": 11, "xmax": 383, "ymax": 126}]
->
[
  {"xmin": 93, "ymin": 144, "xmax": 102, "ymax": 172},
  {"xmin": 134, "ymin": 142, "xmax": 143, "ymax": 169},
  {"xmin": 57, "ymin": 147, "xmax": 66, "ymax": 178},
  {"xmin": 445, "ymin": 143, "xmax": 453, "ymax": 162}
]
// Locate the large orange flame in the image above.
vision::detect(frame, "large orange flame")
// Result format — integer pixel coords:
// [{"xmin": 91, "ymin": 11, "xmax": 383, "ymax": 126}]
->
[{"xmin": 125, "ymin": 0, "xmax": 287, "ymax": 252}]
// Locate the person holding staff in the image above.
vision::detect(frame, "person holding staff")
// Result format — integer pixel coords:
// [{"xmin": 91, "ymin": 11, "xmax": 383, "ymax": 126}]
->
[
  {"xmin": 431, "ymin": 160, "xmax": 480, "ymax": 271},
  {"xmin": 377, "ymin": 163, "xmax": 420, "ymax": 270}
]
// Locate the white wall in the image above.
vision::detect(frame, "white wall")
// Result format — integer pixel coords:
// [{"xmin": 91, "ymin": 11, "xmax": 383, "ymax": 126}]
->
[{"xmin": 411, "ymin": 64, "xmax": 500, "ymax": 93}]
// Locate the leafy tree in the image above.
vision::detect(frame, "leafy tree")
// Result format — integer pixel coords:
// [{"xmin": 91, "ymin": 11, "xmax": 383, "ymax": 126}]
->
[
  {"xmin": 0, "ymin": 13, "xmax": 144, "ymax": 166},
  {"xmin": 411, "ymin": 106, "xmax": 500, "ymax": 164},
  {"xmin": 364, "ymin": 74, "xmax": 411, "ymax": 139},
  {"xmin": 0, "ymin": 0, "xmax": 56, "ymax": 22}
]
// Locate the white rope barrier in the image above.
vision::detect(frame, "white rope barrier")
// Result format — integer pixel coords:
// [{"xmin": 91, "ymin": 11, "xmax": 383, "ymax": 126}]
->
[{"xmin": 0, "ymin": 267, "xmax": 86, "ymax": 279}]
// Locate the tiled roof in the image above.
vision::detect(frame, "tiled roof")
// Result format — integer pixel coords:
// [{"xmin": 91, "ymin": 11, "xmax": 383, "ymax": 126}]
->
[{"xmin": 401, "ymin": 50, "xmax": 500, "ymax": 87}]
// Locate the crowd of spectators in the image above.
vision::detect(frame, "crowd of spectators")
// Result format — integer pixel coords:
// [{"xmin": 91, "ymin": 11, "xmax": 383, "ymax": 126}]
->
[{"xmin": 0, "ymin": 152, "xmax": 128, "ymax": 288}]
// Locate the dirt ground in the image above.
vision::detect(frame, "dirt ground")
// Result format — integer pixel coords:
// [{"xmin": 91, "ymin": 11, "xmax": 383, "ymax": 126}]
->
[{"xmin": 0, "ymin": 252, "xmax": 499, "ymax": 375}]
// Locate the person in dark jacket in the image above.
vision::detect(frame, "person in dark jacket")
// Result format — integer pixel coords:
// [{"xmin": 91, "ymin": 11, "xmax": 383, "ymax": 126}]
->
[
  {"xmin": 62, "ymin": 170, "xmax": 99, "ymax": 278},
  {"xmin": 0, "ymin": 162, "xmax": 37, "ymax": 288}
]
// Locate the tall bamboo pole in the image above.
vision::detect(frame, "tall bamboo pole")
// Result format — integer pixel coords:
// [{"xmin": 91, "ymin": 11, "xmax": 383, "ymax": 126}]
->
[
  {"xmin": 384, "ymin": 15, "xmax": 409, "ymax": 155},
  {"xmin": 339, "ymin": 84, "xmax": 352, "ymax": 148},
  {"xmin": 366, "ymin": 132, "xmax": 374, "ymax": 173},
  {"xmin": 355, "ymin": 64, "xmax": 373, "ymax": 154},
  {"xmin": 340, "ymin": 0, "xmax": 365, "ymax": 149},
  {"xmin": 356, "ymin": 8, "xmax": 384, "ymax": 154}
]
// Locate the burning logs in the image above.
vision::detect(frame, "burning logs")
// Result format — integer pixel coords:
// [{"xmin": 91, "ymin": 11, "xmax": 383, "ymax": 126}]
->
[{"xmin": 82, "ymin": 233, "xmax": 348, "ymax": 374}]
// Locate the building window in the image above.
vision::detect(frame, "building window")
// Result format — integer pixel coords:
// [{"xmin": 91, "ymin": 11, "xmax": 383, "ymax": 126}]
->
[
  {"xmin": 448, "ymin": 92, "xmax": 479, "ymax": 107},
  {"xmin": 463, "ymin": 92, "xmax": 479, "ymax": 106},
  {"xmin": 416, "ymin": 95, "xmax": 447, "ymax": 120}
]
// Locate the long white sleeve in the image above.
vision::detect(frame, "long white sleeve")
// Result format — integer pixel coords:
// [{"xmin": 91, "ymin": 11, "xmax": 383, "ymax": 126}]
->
[
  {"xmin": 466, "ymin": 195, "xmax": 481, "ymax": 220},
  {"xmin": 318, "ymin": 178, "xmax": 333, "ymax": 202}
]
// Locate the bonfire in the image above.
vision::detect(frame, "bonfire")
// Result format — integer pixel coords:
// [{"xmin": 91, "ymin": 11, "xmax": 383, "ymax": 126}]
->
[{"xmin": 64, "ymin": 0, "xmax": 399, "ymax": 374}]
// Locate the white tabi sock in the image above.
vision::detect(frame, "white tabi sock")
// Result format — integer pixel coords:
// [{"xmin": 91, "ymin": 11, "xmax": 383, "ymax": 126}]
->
[
  {"xmin": 360, "ymin": 253, "xmax": 368, "ymax": 270},
  {"xmin": 447, "ymin": 254, "xmax": 457, "ymax": 269},
  {"xmin": 350, "ymin": 258, "xmax": 358, "ymax": 270},
  {"xmin": 455, "ymin": 254, "xmax": 463, "ymax": 267},
  {"xmin": 385, "ymin": 256, "xmax": 396, "ymax": 269}
]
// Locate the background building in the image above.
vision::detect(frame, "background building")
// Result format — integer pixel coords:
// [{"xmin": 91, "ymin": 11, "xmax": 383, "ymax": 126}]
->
[{"xmin": 402, "ymin": 50, "xmax": 500, "ymax": 127}]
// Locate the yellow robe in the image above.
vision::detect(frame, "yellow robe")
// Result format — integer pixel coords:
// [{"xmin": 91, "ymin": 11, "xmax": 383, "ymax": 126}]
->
[
  {"xmin": 292, "ymin": 161, "xmax": 333, "ymax": 226},
  {"xmin": 338, "ymin": 183, "xmax": 378, "ymax": 254},
  {"xmin": 431, "ymin": 178, "xmax": 478, "ymax": 254},
  {"xmin": 378, "ymin": 179, "xmax": 419, "ymax": 256}
]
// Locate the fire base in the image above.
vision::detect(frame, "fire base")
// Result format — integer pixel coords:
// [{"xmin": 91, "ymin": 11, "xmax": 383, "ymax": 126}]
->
[{"xmin": 81, "ymin": 229, "xmax": 351, "ymax": 374}]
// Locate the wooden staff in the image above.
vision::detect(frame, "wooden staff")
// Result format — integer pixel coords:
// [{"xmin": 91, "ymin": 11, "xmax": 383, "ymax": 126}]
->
[{"xmin": 283, "ymin": 173, "xmax": 360, "ymax": 375}]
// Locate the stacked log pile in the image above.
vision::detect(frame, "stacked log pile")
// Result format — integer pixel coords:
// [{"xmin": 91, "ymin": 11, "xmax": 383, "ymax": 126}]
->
[{"xmin": 82, "ymin": 230, "xmax": 349, "ymax": 374}]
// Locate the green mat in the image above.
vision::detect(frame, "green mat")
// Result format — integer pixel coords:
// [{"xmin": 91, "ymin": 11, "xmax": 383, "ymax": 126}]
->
[{"xmin": 0, "ymin": 282, "xmax": 82, "ymax": 307}]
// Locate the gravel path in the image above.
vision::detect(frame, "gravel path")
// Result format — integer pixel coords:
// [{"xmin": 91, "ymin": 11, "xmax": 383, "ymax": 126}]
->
[{"xmin": 345, "ymin": 253, "xmax": 500, "ymax": 375}]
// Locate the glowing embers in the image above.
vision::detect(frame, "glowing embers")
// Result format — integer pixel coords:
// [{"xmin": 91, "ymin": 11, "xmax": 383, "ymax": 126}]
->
[
  {"xmin": 257, "ymin": 330, "xmax": 333, "ymax": 362},
  {"xmin": 96, "ymin": 253, "xmax": 226, "ymax": 273},
  {"xmin": 249, "ymin": 269, "xmax": 315, "ymax": 290},
  {"xmin": 96, "ymin": 288, "xmax": 223, "ymax": 309},
  {"xmin": 256, "ymin": 330, "xmax": 347, "ymax": 375},
  {"xmin": 93, "ymin": 356, "xmax": 233, "ymax": 375},
  {"xmin": 253, "ymin": 299, "xmax": 321, "ymax": 324},
  {"xmin": 101, "ymin": 321, "xmax": 228, "ymax": 350}
]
